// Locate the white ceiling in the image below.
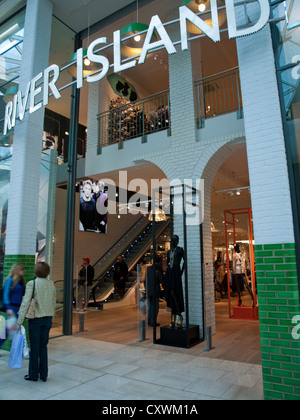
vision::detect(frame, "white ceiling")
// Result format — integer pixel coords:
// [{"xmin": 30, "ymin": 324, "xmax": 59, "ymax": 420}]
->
[
  {"xmin": 0, "ymin": 0, "xmax": 137, "ymax": 32},
  {"xmin": 50, "ymin": 0, "xmax": 137, "ymax": 33}
]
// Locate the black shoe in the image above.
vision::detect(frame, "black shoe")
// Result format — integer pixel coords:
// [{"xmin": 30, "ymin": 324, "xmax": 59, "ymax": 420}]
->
[
  {"xmin": 24, "ymin": 375, "xmax": 38, "ymax": 382},
  {"xmin": 40, "ymin": 378, "xmax": 47, "ymax": 382}
]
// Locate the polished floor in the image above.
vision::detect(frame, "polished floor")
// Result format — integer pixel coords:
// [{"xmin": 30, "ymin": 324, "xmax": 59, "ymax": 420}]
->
[{"xmin": 0, "ymin": 298, "xmax": 263, "ymax": 400}]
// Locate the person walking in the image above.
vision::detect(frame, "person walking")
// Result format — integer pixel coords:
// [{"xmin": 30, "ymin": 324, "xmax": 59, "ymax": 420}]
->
[
  {"xmin": 0, "ymin": 264, "xmax": 25, "ymax": 349},
  {"xmin": 113, "ymin": 256, "xmax": 128, "ymax": 298},
  {"xmin": 146, "ymin": 257, "xmax": 164, "ymax": 327},
  {"xmin": 78, "ymin": 257, "xmax": 96, "ymax": 308},
  {"xmin": 17, "ymin": 262, "xmax": 56, "ymax": 382}
]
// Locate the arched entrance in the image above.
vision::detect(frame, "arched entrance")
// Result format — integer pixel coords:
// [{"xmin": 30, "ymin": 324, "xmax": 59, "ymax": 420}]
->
[
  {"xmin": 201, "ymin": 139, "xmax": 261, "ymax": 364},
  {"xmin": 52, "ymin": 162, "xmax": 172, "ymax": 343}
]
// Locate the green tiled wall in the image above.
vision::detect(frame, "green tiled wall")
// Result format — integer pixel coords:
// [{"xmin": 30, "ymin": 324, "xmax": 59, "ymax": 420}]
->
[
  {"xmin": 1, "ymin": 255, "xmax": 35, "ymax": 352},
  {"xmin": 255, "ymin": 243, "xmax": 300, "ymax": 400}
]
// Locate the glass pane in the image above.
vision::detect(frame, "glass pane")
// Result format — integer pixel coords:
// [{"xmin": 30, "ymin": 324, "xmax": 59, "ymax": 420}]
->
[{"xmin": 273, "ymin": 0, "xmax": 300, "ymax": 67}]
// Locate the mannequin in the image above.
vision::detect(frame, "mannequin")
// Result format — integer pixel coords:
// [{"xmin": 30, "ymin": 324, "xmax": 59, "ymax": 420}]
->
[
  {"xmin": 214, "ymin": 252, "xmax": 224, "ymax": 296},
  {"xmin": 233, "ymin": 244, "xmax": 254, "ymax": 307},
  {"xmin": 164, "ymin": 235, "xmax": 185, "ymax": 328}
]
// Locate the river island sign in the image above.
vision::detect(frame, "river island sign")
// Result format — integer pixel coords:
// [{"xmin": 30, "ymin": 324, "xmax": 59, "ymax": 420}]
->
[{"xmin": 3, "ymin": 0, "xmax": 270, "ymax": 135}]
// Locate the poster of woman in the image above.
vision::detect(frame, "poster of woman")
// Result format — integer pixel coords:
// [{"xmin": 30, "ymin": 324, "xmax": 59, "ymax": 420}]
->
[{"xmin": 79, "ymin": 179, "xmax": 108, "ymax": 233}]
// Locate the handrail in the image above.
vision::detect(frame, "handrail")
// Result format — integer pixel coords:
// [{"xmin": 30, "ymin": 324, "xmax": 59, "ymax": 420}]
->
[
  {"xmin": 194, "ymin": 67, "xmax": 243, "ymax": 127},
  {"xmin": 98, "ymin": 90, "xmax": 170, "ymax": 148},
  {"xmin": 97, "ymin": 89, "xmax": 170, "ymax": 118},
  {"xmin": 92, "ymin": 214, "xmax": 147, "ymax": 269},
  {"xmin": 194, "ymin": 67, "xmax": 239, "ymax": 84}
]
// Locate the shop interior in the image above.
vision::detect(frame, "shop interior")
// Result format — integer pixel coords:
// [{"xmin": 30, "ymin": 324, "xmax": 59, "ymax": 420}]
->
[{"xmin": 0, "ymin": 1, "xmax": 261, "ymax": 362}]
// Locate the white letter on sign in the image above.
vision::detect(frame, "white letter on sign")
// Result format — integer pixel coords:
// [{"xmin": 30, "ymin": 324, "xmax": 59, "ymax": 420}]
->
[
  {"xmin": 87, "ymin": 38, "xmax": 110, "ymax": 83},
  {"xmin": 139, "ymin": 15, "xmax": 176, "ymax": 65},
  {"xmin": 226, "ymin": 0, "xmax": 270, "ymax": 39},
  {"xmin": 180, "ymin": 0, "xmax": 220, "ymax": 50},
  {"xmin": 43, "ymin": 64, "xmax": 61, "ymax": 106}
]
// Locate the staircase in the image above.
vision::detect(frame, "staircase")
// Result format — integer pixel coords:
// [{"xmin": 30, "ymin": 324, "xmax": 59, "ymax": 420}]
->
[{"xmin": 89, "ymin": 218, "xmax": 170, "ymax": 306}]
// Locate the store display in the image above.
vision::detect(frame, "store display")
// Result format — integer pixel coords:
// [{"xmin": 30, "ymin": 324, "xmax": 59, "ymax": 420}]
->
[
  {"xmin": 224, "ymin": 208, "xmax": 258, "ymax": 320},
  {"xmin": 152, "ymin": 183, "xmax": 203, "ymax": 349},
  {"xmin": 107, "ymin": 97, "xmax": 169, "ymax": 144},
  {"xmin": 164, "ymin": 235, "xmax": 185, "ymax": 329},
  {"xmin": 232, "ymin": 244, "xmax": 255, "ymax": 307}
]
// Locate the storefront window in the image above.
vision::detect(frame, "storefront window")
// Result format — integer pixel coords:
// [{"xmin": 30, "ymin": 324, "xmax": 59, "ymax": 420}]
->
[{"xmin": 271, "ymin": 0, "xmax": 300, "ymax": 254}]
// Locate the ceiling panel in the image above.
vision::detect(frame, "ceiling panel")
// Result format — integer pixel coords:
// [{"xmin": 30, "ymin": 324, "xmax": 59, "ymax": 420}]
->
[{"xmin": 50, "ymin": 0, "xmax": 137, "ymax": 33}]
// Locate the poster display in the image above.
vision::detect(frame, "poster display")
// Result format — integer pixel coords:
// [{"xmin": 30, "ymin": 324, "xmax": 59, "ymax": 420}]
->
[{"xmin": 79, "ymin": 179, "xmax": 108, "ymax": 233}]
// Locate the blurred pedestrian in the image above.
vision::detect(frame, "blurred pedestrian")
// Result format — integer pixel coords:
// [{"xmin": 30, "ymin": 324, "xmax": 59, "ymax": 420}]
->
[{"xmin": 0, "ymin": 264, "xmax": 25, "ymax": 349}]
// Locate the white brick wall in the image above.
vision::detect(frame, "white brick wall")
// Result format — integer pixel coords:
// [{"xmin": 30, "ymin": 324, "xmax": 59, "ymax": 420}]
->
[{"xmin": 236, "ymin": 25, "xmax": 295, "ymax": 246}]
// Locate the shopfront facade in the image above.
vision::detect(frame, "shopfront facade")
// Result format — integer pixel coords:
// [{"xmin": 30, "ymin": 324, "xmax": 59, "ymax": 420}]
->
[{"xmin": 0, "ymin": 0, "xmax": 300, "ymax": 400}]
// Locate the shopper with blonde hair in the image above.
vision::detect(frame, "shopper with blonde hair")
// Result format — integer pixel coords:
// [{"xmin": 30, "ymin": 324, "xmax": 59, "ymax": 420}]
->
[
  {"xmin": 17, "ymin": 262, "xmax": 56, "ymax": 382},
  {"xmin": 0, "ymin": 263, "xmax": 25, "ymax": 349},
  {"xmin": 2, "ymin": 264, "xmax": 25, "ymax": 318}
]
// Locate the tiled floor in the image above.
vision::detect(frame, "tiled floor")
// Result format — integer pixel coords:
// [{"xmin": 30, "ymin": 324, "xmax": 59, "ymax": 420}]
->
[{"xmin": 0, "ymin": 335, "xmax": 263, "ymax": 400}]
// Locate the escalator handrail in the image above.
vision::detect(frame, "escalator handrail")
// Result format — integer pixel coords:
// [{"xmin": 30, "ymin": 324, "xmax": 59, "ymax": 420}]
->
[
  {"xmin": 91, "ymin": 219, "xmax": 170, "ymax": 295},
  {"xmin": 92, "ymin": 214, "xmax": 149, "ymax": 270}
]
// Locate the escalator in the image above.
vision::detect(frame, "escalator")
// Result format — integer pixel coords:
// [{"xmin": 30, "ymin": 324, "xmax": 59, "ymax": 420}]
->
[{"xmin": 88, "ymin": 217, "xmax": 170, "ymax": 307}]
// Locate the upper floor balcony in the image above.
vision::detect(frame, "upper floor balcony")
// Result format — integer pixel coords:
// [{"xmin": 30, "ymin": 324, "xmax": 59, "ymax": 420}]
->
[{"xmin": 97, "ymin": 67, "xmax": 243, "ymax": 152}]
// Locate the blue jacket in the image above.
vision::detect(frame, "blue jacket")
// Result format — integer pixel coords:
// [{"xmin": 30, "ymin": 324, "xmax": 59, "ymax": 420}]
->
[{"xmin": 3, "ymin": 277, "xmax": 25, "ymax": 313}]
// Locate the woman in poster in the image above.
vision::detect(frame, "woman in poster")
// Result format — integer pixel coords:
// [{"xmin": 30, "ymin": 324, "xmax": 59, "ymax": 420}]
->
[
  {"xmin": 79, "ymin": 180, "xmax": 97, "ymax": 231},
  {"xmin": 93, "ymin": 181, "xmax": 108, "ymax": 234}
]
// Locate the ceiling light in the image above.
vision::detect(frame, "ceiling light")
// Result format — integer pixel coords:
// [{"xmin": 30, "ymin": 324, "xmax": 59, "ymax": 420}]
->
[
  {"xmin": 236, "ymin": 190, "xmax": 241, "ymax": 196},
  {"xmin": 148, "ymin": 208, "xmax": 168, "ymax": 222},
  {"xmin": 68, "ymin": 49, "xmax": 102, "ymax": 78},
  {"xmin": 181, "ymin": 0, "xmax": 226, "ymax": 35},
  {"xmin": 134, "ymin": 34, "xmax": 141, "ymax": 42}
]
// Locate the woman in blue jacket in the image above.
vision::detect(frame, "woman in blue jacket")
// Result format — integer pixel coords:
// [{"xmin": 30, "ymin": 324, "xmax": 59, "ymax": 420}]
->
[{"xmin": 0, "ymin": 263, "xmax": 25, "ymax": 348}]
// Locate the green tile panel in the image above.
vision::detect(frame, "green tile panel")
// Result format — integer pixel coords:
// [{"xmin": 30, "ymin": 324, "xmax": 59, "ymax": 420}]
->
[{"xmin": 254, "ymin": 243, "xmax": 300, "ymax": 400}]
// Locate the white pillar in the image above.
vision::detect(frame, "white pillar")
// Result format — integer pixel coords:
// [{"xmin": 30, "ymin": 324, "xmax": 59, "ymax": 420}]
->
[
  {"xmin": 5, "ymin": 0, "xmax": 53, "ymax": 261},
  {"xmin": 236, "ymin": 25, "xmax": 295, "ymax": 245}
]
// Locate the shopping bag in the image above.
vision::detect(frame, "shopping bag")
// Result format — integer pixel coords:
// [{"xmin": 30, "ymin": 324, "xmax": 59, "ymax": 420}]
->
[
  {"xmin": 21, "ymin": 326, "xmax": 30, "ymax": 359},
  {"xmin": 8, "ymin": 332, "xmax": 24, "ymax": 369},
  {"xmin": 0, "ymin": 313, "xmax": 5, "ymax": 340},
  {"xmin": 6, "ymin": 315, "xmax": 18, "ymax": 340}
]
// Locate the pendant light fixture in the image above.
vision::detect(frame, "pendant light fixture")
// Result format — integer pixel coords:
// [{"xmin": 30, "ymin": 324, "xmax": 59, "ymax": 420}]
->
[
  {"xmin": 181, "ymin": 0, "xmax": 226, "ymax": 35},
  {"xmin": 148, "ymin": 208, "xmax": 168, "ymax": 223},
  {"xmin": 120, "ymin": 0, "xmax": 156, "ymax": 58}
]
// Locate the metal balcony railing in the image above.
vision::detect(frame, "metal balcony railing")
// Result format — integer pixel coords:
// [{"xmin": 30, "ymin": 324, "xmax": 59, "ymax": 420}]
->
[
  {"xmin": 97, "ymin": 68, "xmax": 243, "ymax": 148},
  {"xmin": 194, "ymin": 67, "xmax": 243, "ymax": 128},
  {"xmin": 97, "ymin": 90, "xmax": 170, "ymax": 149}
]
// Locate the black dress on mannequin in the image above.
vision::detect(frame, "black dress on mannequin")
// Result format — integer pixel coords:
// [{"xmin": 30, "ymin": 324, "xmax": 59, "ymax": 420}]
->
[{"xmin": 164, "ymin": 235, "xmax": 185, "ymax": 328}]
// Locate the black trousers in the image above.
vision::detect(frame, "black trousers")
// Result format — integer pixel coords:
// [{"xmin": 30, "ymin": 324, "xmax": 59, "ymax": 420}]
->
[
  {"xmin": 28, "ymin": 317, "xmax": 52, "ymax": 380},
  {"xmin": 233, "ymin": 274, "xmax": 254, "ymax": 303}
]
